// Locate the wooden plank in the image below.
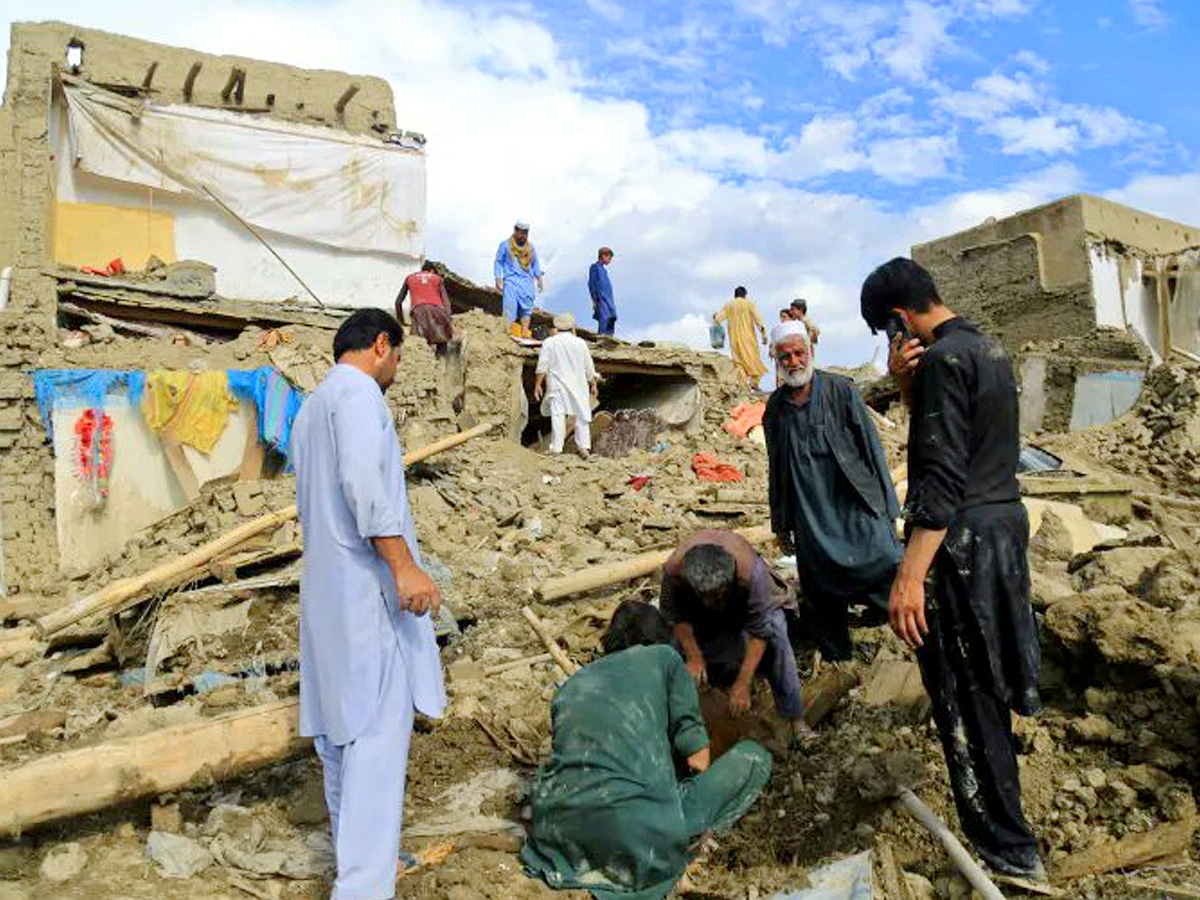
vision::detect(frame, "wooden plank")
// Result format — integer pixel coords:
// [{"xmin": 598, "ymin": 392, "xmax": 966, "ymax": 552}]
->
[
  {"xmin": 238, "ymin": 405, "xmax": 266, "ymax": 481},
  {"xmin": 25, "ymin": 423, "xmax": 500, "ymax": 650},
  {"xmin": 0, "ymin": 709, "xmax": 67, "ymax": 741},
  {"xmin": 0, "ymin": 699, "xmax": 306, "ymax": 835},
  {"xmin": 161, "ymin": 438, "xmax": 201, "ymax": 501},
  {"xmin": 1052, "ymin": 817, "xmax": 1197, "ymax": 880},
  {"xmin": 537, "ymin": 523, "xmax": 775, "ymax": 602}
]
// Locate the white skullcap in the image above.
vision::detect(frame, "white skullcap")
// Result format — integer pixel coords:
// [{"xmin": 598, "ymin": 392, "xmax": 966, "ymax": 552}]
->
[
  {"xmin": 514, "ymin": 219, "xmax": 531, "ymax": 230},
  {"xmin": 553, "ymin": 312, "xmax": 575, "ymax": 331},
  {"xmin": 770, "ymin": 320, "xmax": 810, "ymax": 348}
]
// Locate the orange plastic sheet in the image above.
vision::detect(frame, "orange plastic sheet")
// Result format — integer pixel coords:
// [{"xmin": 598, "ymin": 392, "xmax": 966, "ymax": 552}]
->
[
  {"xmin": 692, "ymin": 452, "xmax": 744, "ymax": 483},
  {"xmin": 722, "ymin": 401, "xmax": 765, "ymax": 439}
]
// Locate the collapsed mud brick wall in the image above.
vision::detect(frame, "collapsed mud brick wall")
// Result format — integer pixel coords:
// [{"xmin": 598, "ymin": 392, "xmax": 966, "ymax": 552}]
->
[
  {"xmin": 0, "ymin": 21, "xmax": 401, "ymax": 591},
  {"xmin": 913, "ymin": 194, "xmax": 1200, "ymax": 433}
]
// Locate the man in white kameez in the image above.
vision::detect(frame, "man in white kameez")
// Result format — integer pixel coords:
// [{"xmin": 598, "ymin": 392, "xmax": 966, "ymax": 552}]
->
[
  {"xmin": 292, "ymin": 308, "xmax": 446, "ymax": 900},
  {"xmin": 533, "ymin": 312, "xmax": 599, "ymax": 458}
]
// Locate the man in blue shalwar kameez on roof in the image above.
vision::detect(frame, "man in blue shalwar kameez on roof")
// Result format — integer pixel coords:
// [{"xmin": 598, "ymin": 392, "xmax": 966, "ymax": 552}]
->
[
  {"xmin": 588, "ymin": 246, "xmax": 617, "ymax": 336},
  {"xmin": 495, "ymin": 219, "xmax": 544, "ymax": 338},
  {"xmin": 764, "ymin": 320, "xmax": 902, "ymax": 663},
  {"xmin": 291, "ymin": 308, "xmax": 446, "ymax": 900}
]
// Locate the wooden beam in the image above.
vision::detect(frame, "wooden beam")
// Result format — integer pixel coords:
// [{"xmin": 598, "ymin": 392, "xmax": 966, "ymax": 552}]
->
[
  {"xmin": 221, "ymin": 67, "xmax": 246, "ymax": 103},
  {"xmin": 334, "ymin": 84, "xmax": 359, "ymax": 116},
  {"xmin": 23, "ymin": 422, "xmax": 500, "ymax": 650},
  {"xmin": 1053, "ymin": 816, "xmax": 1197, "ymax": 880},
  {"xmin": 182, "ymin": 62, "xmax": 202, "ymax": 102},
  {"xmin": 536, "ymin": 524, "xmax": 775, "ymax": 602},
  {"xmin": 141, "ymin": 61, "xmax": 158, "ymax": 90},
  {"xmin": 0, "ymin": 699, "xmax": 305, "ymax": 835}
]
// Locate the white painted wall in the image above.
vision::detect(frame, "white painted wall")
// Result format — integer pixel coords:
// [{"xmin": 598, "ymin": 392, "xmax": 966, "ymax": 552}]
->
[
  {"xmin": 53, "ymin": 394, "xmax": 253, "ymax": 574},
  {"xmin": 51, "ymin": 102, "xmax": 418, "ymax": 309},
  {"xmin": 1088, "ymin": 244, "xmax": 1159, "ymax": 359}
]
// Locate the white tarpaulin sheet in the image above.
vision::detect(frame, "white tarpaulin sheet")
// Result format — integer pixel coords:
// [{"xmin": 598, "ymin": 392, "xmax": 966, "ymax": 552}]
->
[
  {"xmin": 62, "ymin": 83, "xmax": 425, "ymax": 257},
  {"xmin": 771, "ymin": 852, "xmax": 874, "ymax": 900}
]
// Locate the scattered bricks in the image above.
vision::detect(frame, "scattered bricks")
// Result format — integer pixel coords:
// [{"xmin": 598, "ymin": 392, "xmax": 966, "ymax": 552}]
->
[
  {"xmin": 232, "ymin": 483, "xmax": 266, "ymax": 518},
  {"xmin": 150, "ymin": 802, "xmax": 183, "ymax": 834}
]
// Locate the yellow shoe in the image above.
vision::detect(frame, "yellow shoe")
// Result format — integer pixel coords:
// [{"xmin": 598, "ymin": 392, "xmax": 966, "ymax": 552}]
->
[{"xmin": 509, "ymin": 322, "xmax": 523, "ymax": 338}]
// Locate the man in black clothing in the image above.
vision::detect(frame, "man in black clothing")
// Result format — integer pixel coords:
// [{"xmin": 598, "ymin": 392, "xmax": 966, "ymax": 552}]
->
[{"xmin": 859, "ymin": 257, "xmax": 1043, "ymax": 880}]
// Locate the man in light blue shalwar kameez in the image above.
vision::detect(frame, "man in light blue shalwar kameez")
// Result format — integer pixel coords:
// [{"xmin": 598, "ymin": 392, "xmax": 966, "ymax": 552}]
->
[
  {"xmin": 494, "ymin": 218, "xmax": 544, "ymax": 337},
  {"xmin": 292, "ymin": 308, "xmax": 446, "ymax": 900}
]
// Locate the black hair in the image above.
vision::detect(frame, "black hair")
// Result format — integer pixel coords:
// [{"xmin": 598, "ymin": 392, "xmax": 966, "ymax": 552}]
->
[
  {"xmin": 681, "ymin": 544, "xmax": 736, "ymax": 601},
  {"xmin": 602, "ymin": 600, "xmax": 671, "ymax": 654},
  {"xmin": 860, "ymin": 257, "xmax": 941, "ymax": 334},
  {"xmin": 734, "ymin": 286, "xmax": 748, "ymax": 298},
  {"xmin": 333, "ymin": 308, "xmax": 404, "ymax": 360},
  {"xmin": 790, "ymin": 298, "xmax": 808, "ymax": 313},
  {"xmin": 421, "ymin": 260, "xmax": 437, "ymax": 272}
]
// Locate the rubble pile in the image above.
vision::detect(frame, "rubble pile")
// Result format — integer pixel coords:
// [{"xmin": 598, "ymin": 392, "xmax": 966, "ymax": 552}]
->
[
  {"xmin": 1050, "ymin": 362, "xmax": 1200, "ymax": 495},
  {"xmin": 4, "ymin": 307, "xmax": 1200, "ymax": 900}
]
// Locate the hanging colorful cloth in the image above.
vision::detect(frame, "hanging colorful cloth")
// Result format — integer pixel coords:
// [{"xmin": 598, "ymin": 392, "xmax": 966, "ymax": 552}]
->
[
  {"xmin": 73, "ymin": 408, "xmax": 114, "ymax": 508},
  {"xmin": 142, "ymin": 371, "xmax": 238, "ymax": 453}
]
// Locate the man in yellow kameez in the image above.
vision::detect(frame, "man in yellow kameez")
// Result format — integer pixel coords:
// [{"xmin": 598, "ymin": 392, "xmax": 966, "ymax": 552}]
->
[{"xmin": 714, "ymin": 286, "xmax": 768, "ymax": 390}]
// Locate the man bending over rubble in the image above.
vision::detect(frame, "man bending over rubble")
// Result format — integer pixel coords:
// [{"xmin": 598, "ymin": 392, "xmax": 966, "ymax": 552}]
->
[
  {"xmin": 660, "ymin": 529, "xmax": 816, "ymax": 744},
  {"xmin": 292, "ymin": 308, "xmax": 446, "ymax": 900},
  {"xmin": 764, "ymin": 320, "xmax": 901, "ymax": 662},
  {"xmin": 522, "ymin": 600, "xmax": 771, "ymax": 900},
  {"xmin": 861, "ymin": 258, "xmax": 1044, "ymax": 881}
]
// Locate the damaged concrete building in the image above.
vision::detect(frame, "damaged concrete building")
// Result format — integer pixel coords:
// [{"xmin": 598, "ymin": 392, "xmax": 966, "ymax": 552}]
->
[{"xmin": 913, "ymin": 194, "xmax": 1200, "ymax": 432}]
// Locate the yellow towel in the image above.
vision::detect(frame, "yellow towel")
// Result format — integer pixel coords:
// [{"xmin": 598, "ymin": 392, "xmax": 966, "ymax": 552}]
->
[{"xmin": 142, "ymin": 370, "xmax": 237, "ymax": 453}]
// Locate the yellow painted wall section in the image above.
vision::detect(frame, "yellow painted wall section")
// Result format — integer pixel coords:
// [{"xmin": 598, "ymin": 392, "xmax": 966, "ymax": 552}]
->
[{"xmin": 52, "ymin": 200, "xmax": 176, "ymax": 269}]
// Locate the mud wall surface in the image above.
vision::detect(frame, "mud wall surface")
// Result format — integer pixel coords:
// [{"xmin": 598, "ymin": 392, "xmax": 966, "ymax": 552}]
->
[
  {"xmin": 0, "ymin": 21, "xmax": 404, "ymax": 591},
  {"xmin": 913, "ymin": 228, "xmax": 1095, "ymax": 352}
]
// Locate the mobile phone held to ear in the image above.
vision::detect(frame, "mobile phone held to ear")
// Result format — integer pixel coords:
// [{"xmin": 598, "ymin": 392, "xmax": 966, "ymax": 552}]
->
[{"xmin": 883, "ymin": 312, "xmax": 910, "ymax": 345}]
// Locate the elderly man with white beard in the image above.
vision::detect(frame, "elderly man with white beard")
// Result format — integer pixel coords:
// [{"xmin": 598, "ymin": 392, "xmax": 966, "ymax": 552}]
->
[{"xmin": 763, "ymin": 321, "xmax": 902, "ymax": 662}]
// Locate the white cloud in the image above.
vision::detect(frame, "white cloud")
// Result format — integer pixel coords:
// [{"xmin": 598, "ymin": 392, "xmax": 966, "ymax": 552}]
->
[
  {"xmin": 1106, "ymin": 172, "xmax": 1200, "ymax": 227},
  {"xmin": 873, "ymin": 1, "xmax": 956, "ymax": 82},
  {"xmin": 1127, "ymin": 0, "xmax": 1168, "ymax": 28},
  {"xmin": 0, "ymin": 0, "xmax": 1188, "ymax": 371},
  {"xmin": 987, "ymin": 115, "xmax": 1079, "ymax": 154}
]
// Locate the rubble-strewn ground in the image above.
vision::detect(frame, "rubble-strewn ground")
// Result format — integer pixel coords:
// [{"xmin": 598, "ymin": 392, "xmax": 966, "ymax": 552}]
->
[{"xmin": 6, "ymin": 315, "xmax": 1200, "ymax": 900}]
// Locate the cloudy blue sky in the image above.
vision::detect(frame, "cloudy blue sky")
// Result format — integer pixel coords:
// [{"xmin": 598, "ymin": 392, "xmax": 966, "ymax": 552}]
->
[{"xmin": 3, "ymin": 0, "xmax": 1197, "ymax": 369}]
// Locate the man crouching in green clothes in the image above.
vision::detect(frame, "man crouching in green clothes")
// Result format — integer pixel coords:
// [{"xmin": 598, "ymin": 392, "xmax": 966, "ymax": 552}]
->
[{"xmin": 522, "ymin": 600, "xmax": 772, "ymax": 900}]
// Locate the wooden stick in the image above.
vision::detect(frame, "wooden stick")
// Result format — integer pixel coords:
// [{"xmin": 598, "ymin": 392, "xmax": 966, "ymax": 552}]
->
[
  {"xmin": 28, "ymin": 422, "xmax": 500, "ymax": 647},
  {"xmin": 34, "ymin": 505, "xmax": 298, "ymax": 640},
  {"xmin": 0, "ymin": 699, "xmax": 306, "ymax": 835},
  {"xmin": 484, "ymin": 652, "xmax": 553, "ymax": 675},
  {"xmin": 405, "ymin": 420, "xmax": 498, "ymax": 466},
  {"xmin": 1052, "ymin": 816, "xmax": 1196, "ymax": 880},
  {"xmin": 521, "ymin": 606, "xmax": 578, "ymax": 677},
  {"xmin": 1136, "ymin": 491, "xmax": 1200, "ymax": 512},
  {"xmin": 876, "ymin": 839, "xmax": 910, "ymax": 900},
  {"xmin": 536, "ymin": 523, "xmax": 775, "ymax": 602},
  {"xmin": 897, "ymin": 788, "xmax": 1006, "ymax": 900}
]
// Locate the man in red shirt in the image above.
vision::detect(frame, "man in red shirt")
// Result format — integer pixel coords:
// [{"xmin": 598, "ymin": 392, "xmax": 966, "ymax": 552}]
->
[{"xmin": 396, "ymin": 262, "xmax": 454, "ymax": 357}]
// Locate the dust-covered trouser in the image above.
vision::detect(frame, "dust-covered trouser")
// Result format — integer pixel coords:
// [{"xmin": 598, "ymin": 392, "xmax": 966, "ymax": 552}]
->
[
  {"xmin": 917, "ymin": 503, "xmax": 1041, "ymax": 874},
  {"xmin": 314, "ymin": 633, "xmax": 414, "ymax": 899},
  {"xmin": 547, "ymin": 394, "xmax": 592, "ymax": 454}
]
